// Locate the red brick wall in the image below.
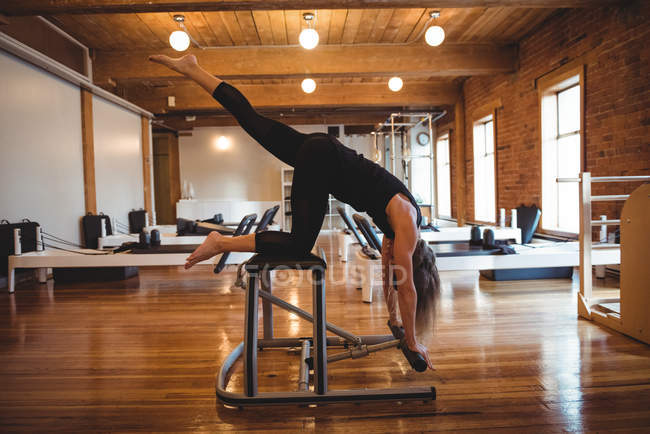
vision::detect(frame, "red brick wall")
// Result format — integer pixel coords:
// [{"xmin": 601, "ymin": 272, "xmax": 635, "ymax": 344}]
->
[{"xmin": 447, "ymin": 3, "xmax": 649, "ymax": 231}]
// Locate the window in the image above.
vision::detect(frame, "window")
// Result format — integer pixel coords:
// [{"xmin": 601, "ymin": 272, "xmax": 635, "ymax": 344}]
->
[
  {"xmin": 473, "ymin": 115, "xmax": 496, "ymax": 223},
  {"xmin": 410, "ymin": 130, "xmax": 433, "ymax": 206},
  {"xmin": 411, "ymin": 158, "xmax": 431, "ymax": 205},
  {"xmin": 541, "ymin": 74, "xmax": 581, "ymax": 233},
  {"xmin": 435, "ymin": 134, "xmax": 451, "ymax": 218}
]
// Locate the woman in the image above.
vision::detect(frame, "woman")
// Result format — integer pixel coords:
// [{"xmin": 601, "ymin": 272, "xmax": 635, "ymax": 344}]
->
[{"xmin": 149, "ymin": 54, "xmax": 439, "ymax": 370}]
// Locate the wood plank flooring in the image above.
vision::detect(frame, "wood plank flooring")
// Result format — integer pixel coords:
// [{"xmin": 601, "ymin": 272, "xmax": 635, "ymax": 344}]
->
[{"xmin": 1, "ymin": 235, "xmax": 649, "ymax": 432}]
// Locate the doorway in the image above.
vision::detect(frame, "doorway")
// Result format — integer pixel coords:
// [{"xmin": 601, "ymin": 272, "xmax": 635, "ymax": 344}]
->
[{"xmin": 153, "ymin": 132, "xmax": 181, "ymax": 225}]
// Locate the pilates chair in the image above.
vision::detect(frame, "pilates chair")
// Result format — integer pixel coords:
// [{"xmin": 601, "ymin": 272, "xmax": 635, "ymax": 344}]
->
[{"xmin": 215, "ymin": 248, "xmax": 435, "ymax": 407}]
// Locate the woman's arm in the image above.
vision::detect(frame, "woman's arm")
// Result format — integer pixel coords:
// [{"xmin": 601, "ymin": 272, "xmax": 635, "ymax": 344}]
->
[
  {"xmin": 390, "ymin": 200, "xmax": 434, "ymax": 370},
  {"xmin": 381, "ymin": 237, "xmax": 400, "ymax": 326}
]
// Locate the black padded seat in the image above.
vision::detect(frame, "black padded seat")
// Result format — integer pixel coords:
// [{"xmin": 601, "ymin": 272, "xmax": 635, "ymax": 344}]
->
[{"xmin": 245, "ymin": 250, "xmax": 326, "ymax": 272}]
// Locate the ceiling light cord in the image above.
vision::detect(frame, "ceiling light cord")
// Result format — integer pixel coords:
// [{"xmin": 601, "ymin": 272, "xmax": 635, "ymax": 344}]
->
[{"xmin": 178, "ymin": 21, "xmax": 206, "ymax": 50}]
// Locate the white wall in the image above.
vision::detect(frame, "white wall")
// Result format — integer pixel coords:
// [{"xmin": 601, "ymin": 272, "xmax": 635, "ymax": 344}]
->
[
  {"xmin": 179, "ymin": 125, "xmax": 327, "ymax": 201},
  {"xmin": 339, "ymin": 133, "xmax": 374, "ymax": 161},
  {"xmin": 93, "ymin": 96, "xmax": 144, "ymax": 230},
  {"xmin": 0, "ymin": 51, "xmax": 85, "ymax": 243},
  {"xmin": 178, "ymin": 125, "xmax": 379, "ymax": 202}
]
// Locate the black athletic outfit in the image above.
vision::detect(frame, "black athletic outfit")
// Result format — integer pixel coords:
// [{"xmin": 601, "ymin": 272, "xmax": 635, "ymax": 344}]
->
[{"xmin": 212, "ymin": 82, "xmax": 422, "ymax": 256}]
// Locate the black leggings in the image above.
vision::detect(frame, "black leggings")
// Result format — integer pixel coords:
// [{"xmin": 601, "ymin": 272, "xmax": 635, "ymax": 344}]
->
[{"xmin": 213, "ymin": 82, "xmax": 332, "ymax": 256}]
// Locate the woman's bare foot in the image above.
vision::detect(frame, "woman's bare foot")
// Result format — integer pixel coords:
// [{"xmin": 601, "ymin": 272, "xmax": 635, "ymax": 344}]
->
[
  {"xmin": 148, "ymin": 54, "xmax": 198, "ymax": 75},
  {"xmin": 185, "ymin": 231, "xmax": 224, "ymax": 269}
]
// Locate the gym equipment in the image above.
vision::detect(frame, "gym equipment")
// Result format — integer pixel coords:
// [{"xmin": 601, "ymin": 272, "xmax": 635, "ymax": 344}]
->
[
  {"xmin": 1, "ymin": 220, "xmax": 40, "ymax": 278},
  {"xmin": 81, "ymin": 213, "xmax": 112, "ymax": 249},
  {"xmin": 470, "ymin": 226, "xmax": 482, "ymax": 246},
  {"xmin": 480, "ymin": 205, "xmax": 571, "ymax": 281},
  {"xmin": 215, "ymin": 248, "xmax": 435, "ymax": 407},
  {"xmin": 150, "ymin": 229, "xmax": 161, "ymax": 247},
  {"xmin": 515, "ymin": 204, "xmax": 541, "ymax": 244},
  {"xmin": 558, "ymin": 173, "xmax": 650, "ymax": 344},
  {"xmin": 214, "ymin": 206, "xmax": 278, "ymax": 276},
  {"xmin": 138, "ymin": 231, "xmax": 151, "ymax": 248},
  {"xmin": 128, "ymin": 209, "xmax": 147, "ymax": 234},
  {"xmin": 212, "ymin": 213, "xmax": 256, "ymax": 273},
  {"xmin": 254, "ymin": 205, "xmax": 280, "ymax": 234},
  {"xmin": 201, "ymin": 213, "xmax": 224, "ymax": 225},
  {"xmin": 176, "ymin": 218, "xmax": 235, "ymax": 236},
  {"xmin": 336, "ymin": 206, "xmax": 380, "ymax": 262},
  {"xmin": 334, "ymin": 208, "xmax": 380, "ymax": 301}
]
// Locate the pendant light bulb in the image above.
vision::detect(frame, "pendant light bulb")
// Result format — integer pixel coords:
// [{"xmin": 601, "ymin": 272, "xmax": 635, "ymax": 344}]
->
[
  {"xmin": 169, "ymin": 30, "xmax": 190, "ymax": 51},
  {"xmin": 299, "ymin": 28, "xmax": 319, "ymax": 50},
  {"xmin": 388, "ymin": 77, "xmax": 403, "ymax": 92},
  {"xmin": 301, "ymin": 78, "xmax": 317, "ymax": 94},
  {"xmin": 425, "ymin": 26, "xmax": 445, "ymax": 47}
]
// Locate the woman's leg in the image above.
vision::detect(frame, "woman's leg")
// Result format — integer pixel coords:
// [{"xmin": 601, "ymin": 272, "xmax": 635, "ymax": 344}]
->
[
  {"xmin": 255, "ymin": 164, "xmax": 329, "ymax": 256},
  {"xmin": 184, "ymin": 176, "xmax": 328, "ymax": 268},
  {"xmin": 148, "ymin": 54, "xmax": 304, "ymax": 166}
]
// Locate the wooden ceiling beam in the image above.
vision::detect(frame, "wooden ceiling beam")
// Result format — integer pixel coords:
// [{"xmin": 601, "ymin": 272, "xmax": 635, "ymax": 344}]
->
[
  {"xmin": 124, "ymin": 81, "xmax": 459, "ymax": 113},
  {"xmin": 0, "ymin": 1, "xmax": 623, "ymax": 16},
  {"xmin": 93, "ymin": 44, "xmax": 516, "ymax": 84},
  {"xmin": 154, "ymin": 109, "xmax": 416, "ymax": 130}
]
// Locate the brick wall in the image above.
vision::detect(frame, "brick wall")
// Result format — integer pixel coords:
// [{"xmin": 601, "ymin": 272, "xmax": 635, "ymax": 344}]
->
[{"xmin": 445, "ymin": 2, "xmax": 649, "ymax": 231}]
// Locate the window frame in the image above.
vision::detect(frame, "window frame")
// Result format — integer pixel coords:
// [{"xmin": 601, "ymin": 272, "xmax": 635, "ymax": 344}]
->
[
  {"xmin": 472, "ymin": 111, "xmax": 498, "ymax": 224},
  {"xmin": 537, "ymin": 64, "xmax": 585, "ymax": 238},
  {"xmin": 435, "ymin": 132, "xmax": 452, "ymax": 219}
]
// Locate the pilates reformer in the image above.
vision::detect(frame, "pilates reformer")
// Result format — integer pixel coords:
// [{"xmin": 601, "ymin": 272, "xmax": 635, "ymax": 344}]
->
[
  {"xmin": 97, "ymin": 206, "xmax": 280, "ymax": 250},
  {"xmin": 343, "ymin": 211, "xmax": 505, "ymax": 302},
  {"xmin": 6, "ymin": 207, "xmax": 279, "ymax": 293},
  {"xmin": 215, "ymin": 248, "xmax": 435, "ymax": 407},
  {"xmin": 177, "ymin": 205, "xmax": 280, "ymax": 237},
  {"xmin": 337, "ymin": 209, "xmax": 620, "ymax": 302}
]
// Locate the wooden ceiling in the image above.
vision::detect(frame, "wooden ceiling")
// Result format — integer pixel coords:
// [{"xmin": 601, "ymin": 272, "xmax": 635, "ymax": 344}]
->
[
  {"xmin": 0, "ymin": 1, "xmax": 620, "ymax": 129},
  {"xmin": 45, "ymin": 8, "xmax": 557, "ymax": 50}
]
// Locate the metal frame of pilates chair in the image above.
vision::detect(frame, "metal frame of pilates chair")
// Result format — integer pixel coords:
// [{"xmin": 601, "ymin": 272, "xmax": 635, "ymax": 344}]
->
[{"xmin": 215, "ymin": 248, "xmax": 435, "ymax": 407}]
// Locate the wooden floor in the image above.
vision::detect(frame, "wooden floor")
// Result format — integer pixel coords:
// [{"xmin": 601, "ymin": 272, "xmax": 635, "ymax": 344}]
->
[{"xmin": 1, "ymin": 235, "xmax": 649, "ymax": 432}]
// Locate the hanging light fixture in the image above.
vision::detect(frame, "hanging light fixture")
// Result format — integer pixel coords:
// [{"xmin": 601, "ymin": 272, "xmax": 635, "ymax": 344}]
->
[
  {"xmin": 301, "ymin": 78, "xmax": 317, "ymax": 94},
  {"xmin": 388, "ymin": 77, "xmax": 403, "ymax": 92},
  {"xmin": 299, "ymin": 12, "xmax": 319, "ymax": 50},
  {"xmin": 425, "ymin": 11, "xmax": 445, "ymax": 47},
  {"xmin": 170, "ymin": 15, "xmax": 190, "ymax": 51}
]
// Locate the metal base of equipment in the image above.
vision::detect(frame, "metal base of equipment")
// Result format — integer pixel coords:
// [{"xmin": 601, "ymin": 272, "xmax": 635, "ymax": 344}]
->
[
  {"xmin": 216, "ymin": 342, "xmax": 436, "ymax": 406},
  {"xmin": 215, "ymin": 249, "xmax": 437, "ymax": 407}
]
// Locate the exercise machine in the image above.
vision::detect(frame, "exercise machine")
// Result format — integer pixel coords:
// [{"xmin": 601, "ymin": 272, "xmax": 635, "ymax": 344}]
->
[
  {"xmin": 558, "ymin": 172, "xmax": 650, "ymax": 344},
  {"xmin": 216, "ymin": 249, "xmax": 435, "ymax": 406}
]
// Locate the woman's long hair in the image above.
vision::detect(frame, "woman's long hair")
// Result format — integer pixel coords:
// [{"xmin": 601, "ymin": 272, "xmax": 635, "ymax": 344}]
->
[{"xmin": 412, "ymin": 238, "xmax": 441, "ymax": 336}]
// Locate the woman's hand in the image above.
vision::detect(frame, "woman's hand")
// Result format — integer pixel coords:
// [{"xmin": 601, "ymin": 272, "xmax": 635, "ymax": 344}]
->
[
  {"xmin": 185, "ymin": 232, "xmax": 223, "ymax": 269},
  {"xmin": 408, "ymin": 341, "xmax": 435, "ymax": 370}
]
